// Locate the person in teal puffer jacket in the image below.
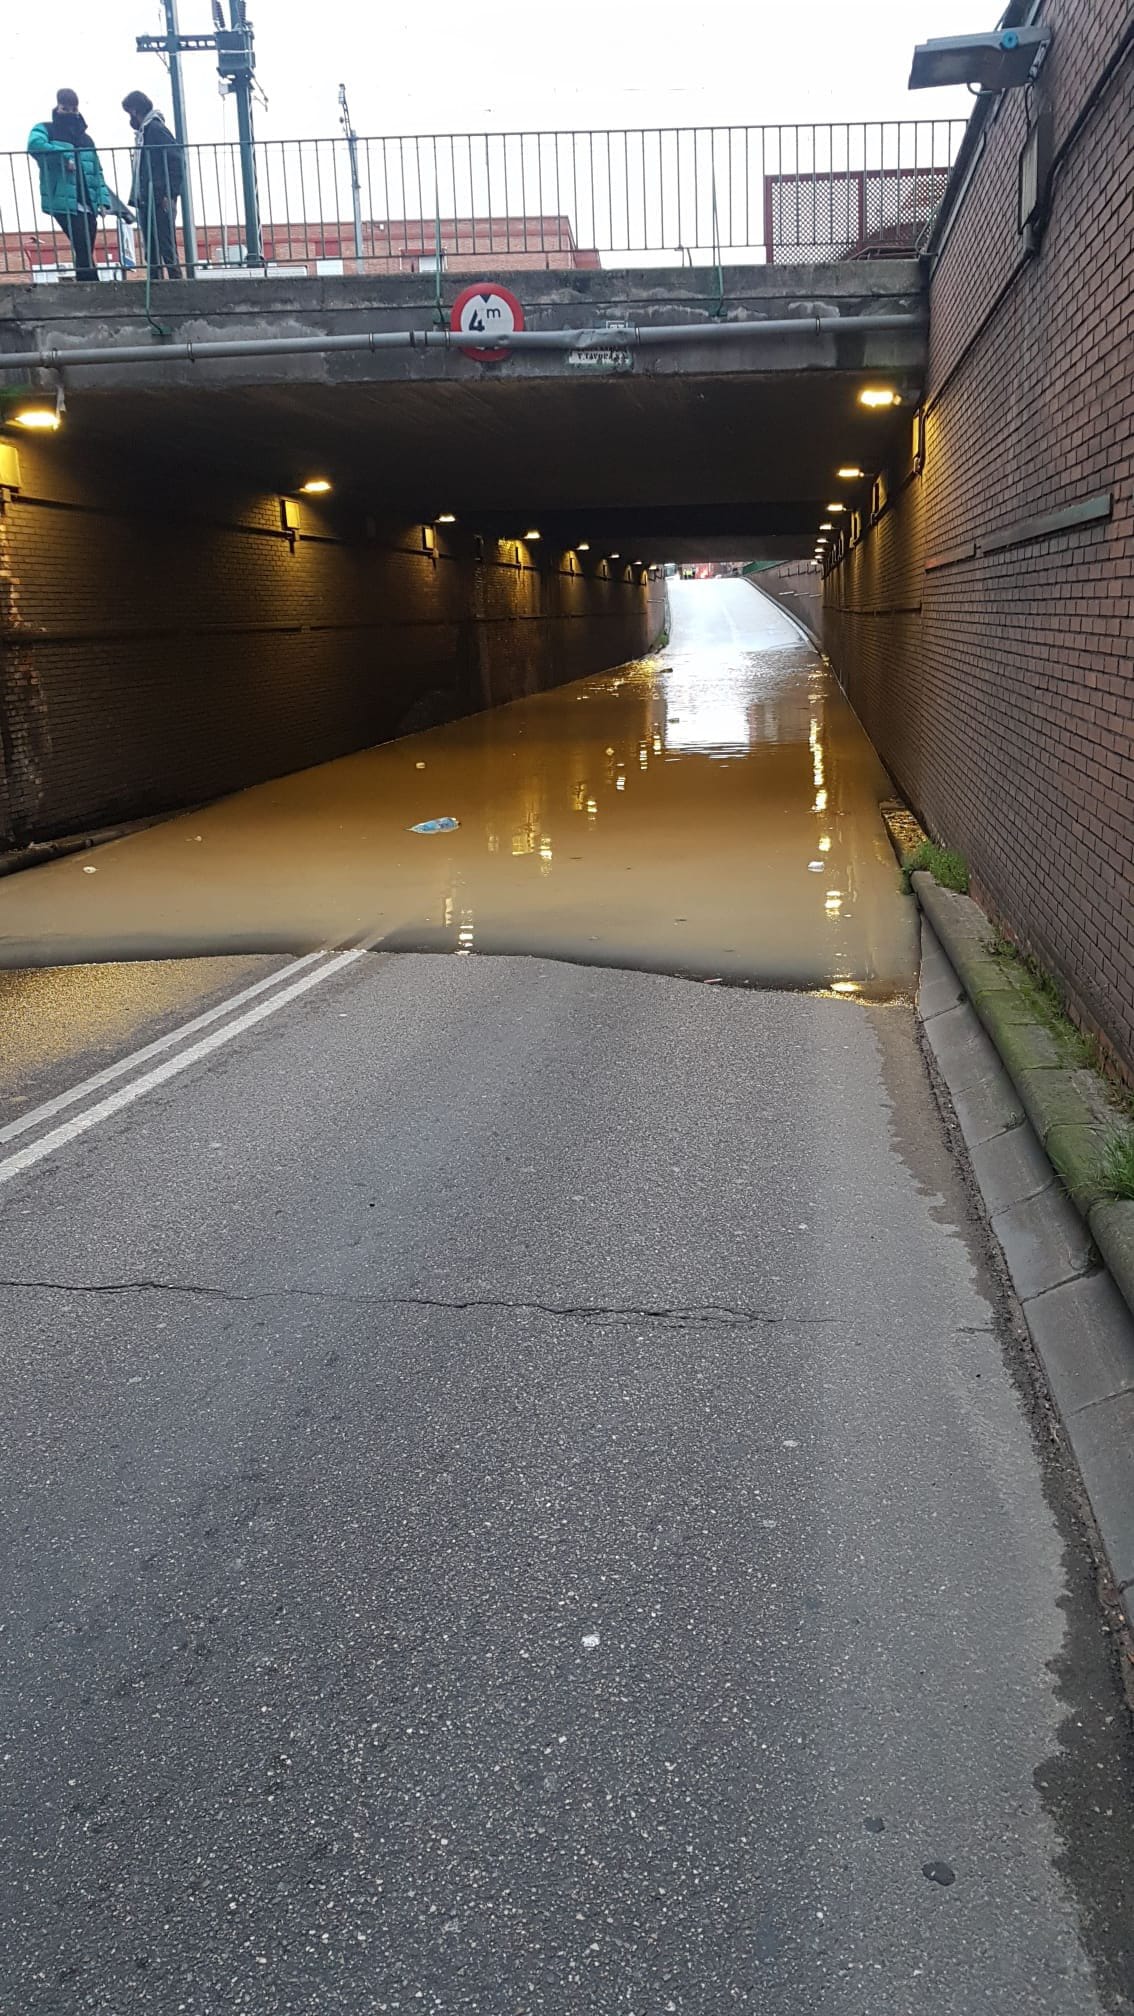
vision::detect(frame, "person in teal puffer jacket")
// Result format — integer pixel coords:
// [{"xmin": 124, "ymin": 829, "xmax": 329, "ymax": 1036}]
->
[{"xmin": 28, "ymin": 88, "xmax": 132, "ymax": 281}]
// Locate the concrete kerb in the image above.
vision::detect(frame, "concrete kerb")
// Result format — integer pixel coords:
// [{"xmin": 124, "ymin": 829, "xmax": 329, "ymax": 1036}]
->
[
  {"xmin": 912, "ymin": 874, "xmax": 1130, "ymax": 1253},
  {"xmin": 910, "ymin": 870, "xmax": 1134, "ymax": 1626}
]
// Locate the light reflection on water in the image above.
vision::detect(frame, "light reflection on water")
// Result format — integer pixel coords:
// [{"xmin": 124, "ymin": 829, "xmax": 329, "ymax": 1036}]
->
[{"xmin": 0, "ymin": 581, "xmax": 917, "ymax": 995}]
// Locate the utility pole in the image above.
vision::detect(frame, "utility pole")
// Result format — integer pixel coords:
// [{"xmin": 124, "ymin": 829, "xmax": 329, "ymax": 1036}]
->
[
  {"xmin": 140, "ymin": 0, "xmax": 199, "ymax": 274},
  {"xmin": 136, "ymin": 0, "xmax": 262, "ymax": 270},
  {"xmin": 338, "ymin": 84, "xmax": 364, "ymax": 265},
  {"xmin": 221, "ymin": 0, "xmax": 263, "ymax": 267}
]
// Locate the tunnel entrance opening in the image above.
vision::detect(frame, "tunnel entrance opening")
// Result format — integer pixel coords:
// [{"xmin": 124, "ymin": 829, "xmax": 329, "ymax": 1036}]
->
[{"xmin": 0, "ymin": 577, "xmax": 916, "ymax": 999}]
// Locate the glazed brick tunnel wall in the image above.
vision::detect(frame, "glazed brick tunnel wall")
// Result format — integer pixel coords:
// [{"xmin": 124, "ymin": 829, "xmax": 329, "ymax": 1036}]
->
[
  {"xmin": 745, "ymin": 562, "xmax": 824, "ymax": 645},
  {"xmin": 0, "ymin": 437, "xmax": 663, "ymax": 847},
  {"xmin": 821, "ymin": 0, "xmax": 1134, "ymax": 1068}
]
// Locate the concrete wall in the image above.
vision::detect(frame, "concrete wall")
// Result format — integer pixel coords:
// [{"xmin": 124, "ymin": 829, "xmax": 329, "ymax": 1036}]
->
[
  {"xmin": 819, "ymin": 0, "xmax": 1134, "ymax": 1069},
  {"xmin": 0, "ymin": 436, "xmax": 663, "ymax": 846}
]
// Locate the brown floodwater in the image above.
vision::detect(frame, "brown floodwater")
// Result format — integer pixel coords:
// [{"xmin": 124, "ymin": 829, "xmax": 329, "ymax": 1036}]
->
[{"xmin": 0, "ymin": 581, "xmax": 917, "ymax": 995}]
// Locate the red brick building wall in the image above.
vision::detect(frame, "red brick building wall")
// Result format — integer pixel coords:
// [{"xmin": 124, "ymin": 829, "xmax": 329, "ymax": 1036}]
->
[
  {"xmin": 0, "ymin": 436, "xmax": 661, "ymax": 846},
  {"xmin": 0, "ymin": 216, "xmax": 599, "ymax": 285},
  {"xmin": 821, "ymin": 0, "xmax": 1134, "ymax": 1066}
]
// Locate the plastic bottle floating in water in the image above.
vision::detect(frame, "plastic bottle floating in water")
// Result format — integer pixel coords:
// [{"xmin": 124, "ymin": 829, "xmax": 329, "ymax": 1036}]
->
[{"xmin": 410, "ymin": 816, "xmax": 460, "ymax": 834}]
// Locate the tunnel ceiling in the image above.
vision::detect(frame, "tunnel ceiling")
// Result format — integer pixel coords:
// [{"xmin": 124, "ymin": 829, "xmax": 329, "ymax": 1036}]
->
[{"xmin": 65, "ymin": 369, "xmax": 909, "ymax": 561}]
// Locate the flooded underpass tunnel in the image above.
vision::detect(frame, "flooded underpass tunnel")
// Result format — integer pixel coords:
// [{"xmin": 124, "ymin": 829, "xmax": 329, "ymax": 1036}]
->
[{"xmin": 0, "ymin": 580, "xmax": 915, "ymax": 996}]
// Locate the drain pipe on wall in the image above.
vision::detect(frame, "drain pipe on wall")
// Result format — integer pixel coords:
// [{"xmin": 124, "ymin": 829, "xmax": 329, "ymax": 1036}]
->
[{"xmin": 0, "ymin": 313, "xmax": 922, "ymax": 375}]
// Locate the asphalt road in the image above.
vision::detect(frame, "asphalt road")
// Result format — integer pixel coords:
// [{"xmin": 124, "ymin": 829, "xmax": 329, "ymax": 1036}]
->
[
  {"xmin": 1, "ymin": 952, "xmax": 1132, "ymax": 2014},
  {"xmin": 0, "ymin": 584, "xmax": 1131, "ymax": 2012}
]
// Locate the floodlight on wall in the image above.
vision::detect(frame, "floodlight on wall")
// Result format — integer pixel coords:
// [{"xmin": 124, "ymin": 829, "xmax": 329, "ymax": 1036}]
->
[{"xmin": 908, "ymin": 26, "xmax": 1051, "ymax": 93}]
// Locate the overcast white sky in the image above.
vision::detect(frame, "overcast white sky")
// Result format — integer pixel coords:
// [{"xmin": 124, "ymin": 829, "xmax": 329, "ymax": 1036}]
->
[{"xmin": 3, "ymin": 2, "xmax": 983, "ymax": 154}]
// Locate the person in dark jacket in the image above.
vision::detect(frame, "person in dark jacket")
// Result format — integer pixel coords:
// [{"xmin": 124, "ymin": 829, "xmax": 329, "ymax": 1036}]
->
[
  {"xmin": 28, "ymin": 89, "xmax": 132, "ymax": 281},
  {"xmin": 122, "ymin": 90, "xmax": 184, "ymax": 280}
]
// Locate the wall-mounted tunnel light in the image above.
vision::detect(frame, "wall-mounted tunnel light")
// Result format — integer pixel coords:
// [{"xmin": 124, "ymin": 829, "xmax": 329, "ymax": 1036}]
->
[
  {"xmin": 837, "ymin": 466, "xmax": 866, "ymax": 480},
  {"xmin": 5, "ymin": 383, "xmax": 65, "ymax": 432},
  {"xmin": 825, "ymin": 503, "xmax": 847, "ymax": 514},
  {"xmin": 436, "ymin": 512, "xmax": 456, "ymax": 524},
  {"xmin": 524, "ymin": 528, "xmax": 541, "ymax": 541},
  {"xmin": 300, "ymin": 477, "xmax": 332, "ymax": 494},
  {"xmin": 9, "ymin": 402, "xmax": 61, "ymax": 431},
  {"xmin": 576, "ymin": 541, "xmax": 590, "ymax": 552},
  {"xmin": 858, "ymin": 387, "xmax": 900, "ymax": 410},
  {"xmin": 819, "ymin": 521, "xmax": 833, "ymax": 531},
  {"xmin": 609, "ymin": 552, "xmax": 620, "ymax": 559}
]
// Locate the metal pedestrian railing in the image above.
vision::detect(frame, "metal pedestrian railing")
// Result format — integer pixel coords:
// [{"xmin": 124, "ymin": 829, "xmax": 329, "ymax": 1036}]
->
[{"xmin": 0, "ymin": 123, "xmax": 967, "ymax": 285}]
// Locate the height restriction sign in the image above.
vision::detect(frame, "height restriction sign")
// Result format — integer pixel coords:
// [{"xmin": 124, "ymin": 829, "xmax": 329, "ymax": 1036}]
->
[{"xmin": 450, "ymin": 282, "xmax": 525, "ymax": 363}]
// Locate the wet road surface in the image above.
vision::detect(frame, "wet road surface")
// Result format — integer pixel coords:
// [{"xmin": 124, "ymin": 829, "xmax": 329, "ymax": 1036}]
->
[
  {"xmin": 0, "ymin": 582, "xmax": 914, "ymax": 997},
  {"xmin": 0, "ymin": 956, "xmax": 283, "ymax": 1124},
  {"xmin": 0, "ymin": 585, "xmax": 1132, "ymax": 2012}
]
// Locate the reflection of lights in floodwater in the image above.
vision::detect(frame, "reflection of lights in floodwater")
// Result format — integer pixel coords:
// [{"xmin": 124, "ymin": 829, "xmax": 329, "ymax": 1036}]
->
[
  {"xmin": 457, "ymin": 911, "xmax": 475, "ymax": 954},
  {"xmin": 814, "ymin": 789, "xmax": 828, "ymax": 812},
  {"xmin": 572, "ymin": 782, "xmax": 587, "ymax": 812},
  {"xmin": 443, "ymin": 895, "xmax": 454, "ymax": 927},
  {"xmin": 830, "ymin": 980, "xmax": 860, "ymax": 995},
  {"xmin": 539, "ymin": 835, "xmax": 553, "ymax": 862},
  {"xmin": 809, "ymin": 715, "xmax": 825, "ymax": 793},
  {"xmin": 652, "ymin": 734, "xmax": 663, "ymax": 755},
  {"xmin": 616, "ymin": 775, "xmax": 626, "ymax": 790},
  {"xmin": 586, "ymin": 797, "xmax": 598, "ymax": 820},
  {"xmin": 819, "ymin": 835, "xmax": 831, "ymax": 852},
  {"xmin": 825, "ymin": 891, "xmax": 843, "ymax": 916},
  {"xmin": 639, "ymin": 742, "xmax": 649, "ymax": 768}
]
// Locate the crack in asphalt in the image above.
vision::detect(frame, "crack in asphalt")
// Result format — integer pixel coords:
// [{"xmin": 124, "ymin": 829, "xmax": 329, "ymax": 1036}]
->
[{"xmin": 0, "ymin": 1277, "xmax": 835, "ymax": 1329}]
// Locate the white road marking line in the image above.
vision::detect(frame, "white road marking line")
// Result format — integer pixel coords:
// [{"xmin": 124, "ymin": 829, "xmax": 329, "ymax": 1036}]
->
[
  {"xmin": 0, "ymin": 952, "xmax": 326, "ymax": 1147},
  {"xmin": 0, "ymin": 948, "xmax": 365, "ymax": 1190}
]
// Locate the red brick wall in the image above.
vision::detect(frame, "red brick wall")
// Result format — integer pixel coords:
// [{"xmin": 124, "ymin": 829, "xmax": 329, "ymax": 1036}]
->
[
  {"xmin": 0, "ymin": 438, "xmax": 662, "ymax": 846},
  {"xmin": 821, "ymin": 0, "xmax": 1134, "ymax": 1066}
]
